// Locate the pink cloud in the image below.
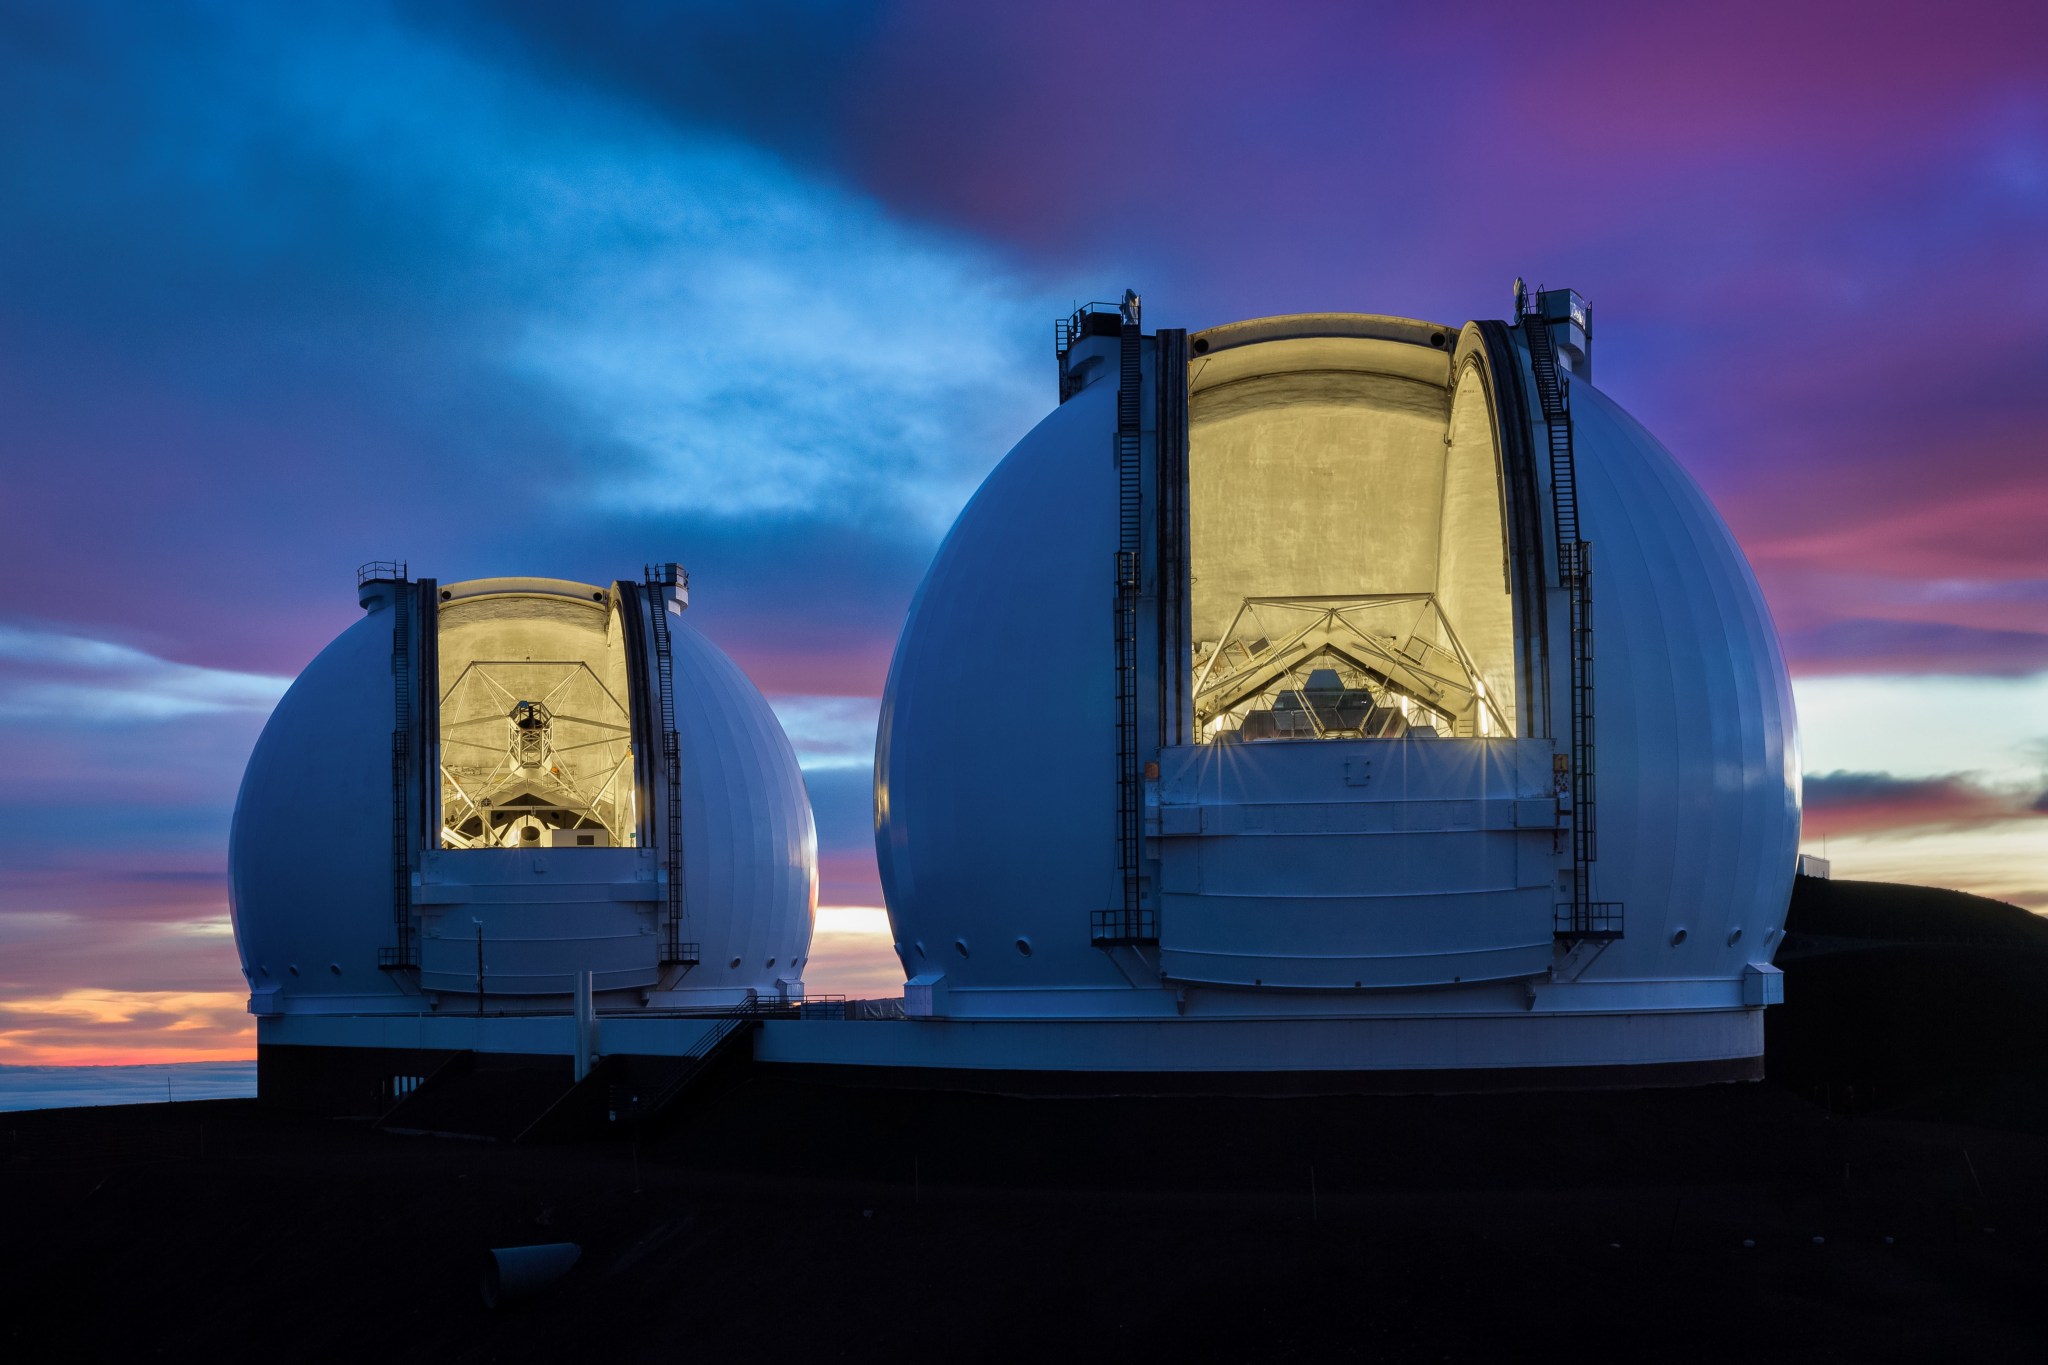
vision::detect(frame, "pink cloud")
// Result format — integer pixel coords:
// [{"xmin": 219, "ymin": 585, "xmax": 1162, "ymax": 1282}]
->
[
  {"xmin": 716, "ymin": 638, "xmax": 895, "ymax": 702},
  {"xmin": 1805, "ymin": 769, "xmax": 2048, "ymax": 839},
  {"xmin": 818, "ymin": 848, "xmax": 884, "ymax": 910}
]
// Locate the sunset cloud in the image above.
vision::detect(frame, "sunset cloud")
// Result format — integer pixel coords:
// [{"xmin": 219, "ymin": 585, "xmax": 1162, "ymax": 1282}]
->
[
  {"xmin": 1784, "ymin": 619, "xmax": 2048, "ymax": 679},
  {"xmin": 1804, "ymin": 770, "xmax": 2048, "ymax": 839},
  {"xmin": 0, "ymin": 990, "xmax": 251, "ymax": 1065},
  {"xmin": 805, "ymin": 905, "xmax": 901, "ymax": 1000},
  {"xmin": 1818, "ymin": 822, "xmax": 2048, "ymax": 914}
]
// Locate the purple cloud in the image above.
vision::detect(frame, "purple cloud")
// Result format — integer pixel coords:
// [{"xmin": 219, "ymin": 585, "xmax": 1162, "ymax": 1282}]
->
[{"xmin": 1805, "ymin": 769, "xmax": 2048, "ymax": 838}]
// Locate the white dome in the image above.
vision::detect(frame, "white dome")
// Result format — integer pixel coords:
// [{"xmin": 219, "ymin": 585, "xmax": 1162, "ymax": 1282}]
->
[
  {"xmin": 1568, "ymin": 382, "xmax": 1800, "ymax": 971},
  {"xmin": 231, "ymin": 569, "xmax": 815, "ymax": 1014},
  {"xmin": 875, "ymin": 382, "xmax": 1125, "ymax": 991},
  {"xmin": 874, "ymin": 305, "xmax": 1798, "ymax": 1069}
]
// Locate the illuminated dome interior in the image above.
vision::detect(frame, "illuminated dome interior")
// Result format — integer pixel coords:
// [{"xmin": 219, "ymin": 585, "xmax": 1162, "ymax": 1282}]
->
[
  {"xmin": 1189, "ymin": 328, "xmax": 1516, "ymax": 740},
  {"xmin": 436, "ymin": 584, "xmax": 639, "ymax": 849}
]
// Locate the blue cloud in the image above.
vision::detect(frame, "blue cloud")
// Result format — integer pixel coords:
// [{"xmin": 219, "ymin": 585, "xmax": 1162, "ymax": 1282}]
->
[
  {"xmin": 0, "ymin": 624, "xmax": 288, "ymax": 721},
  {"xmin": 801, "ymin": 766, "xmax": 878, "ymax": 863},
  {"xmin": 399, "ymin": 0, "xmax": 887, "ymax": 170},
  {"xmin": 771, "ymin": 695, "xmax": 879, "ymax": 772},
  {"xmin": 1784, "ymin": 619, "xmax": 2048, "ymax": 677},
  {"xmin": 2, "ymin": 0, "xmax": 1057, "ymax": 521}
]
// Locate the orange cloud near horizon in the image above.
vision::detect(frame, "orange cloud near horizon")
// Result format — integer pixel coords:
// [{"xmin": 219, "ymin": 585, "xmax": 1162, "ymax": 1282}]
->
[
  {"xmin": 0, "ymin": 909, "xmax": 907, "ymax": 1067},
  {"xmin": 0, "ymin": 989, "xmax": 255, "ymax": 1066}
]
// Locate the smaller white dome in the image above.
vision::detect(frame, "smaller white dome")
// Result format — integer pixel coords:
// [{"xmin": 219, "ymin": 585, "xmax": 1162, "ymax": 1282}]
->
[{"xmin": 229, "ymin": 569, "xmax": 814, "ymax": 1014}]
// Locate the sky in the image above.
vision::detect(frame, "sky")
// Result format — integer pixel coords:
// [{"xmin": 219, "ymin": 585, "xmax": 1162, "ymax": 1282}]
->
[{"xmin": 1, "ymin": 0, "xmax": 2044, "ymax": 1064}]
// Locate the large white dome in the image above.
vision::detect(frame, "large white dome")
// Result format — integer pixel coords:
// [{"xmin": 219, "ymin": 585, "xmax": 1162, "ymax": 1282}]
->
[
  {"xmin": 869, "ymin": 301, "xmax": 1799, "ymax": 1080},
  {"xmin": 231, "ymin": 568, "xmax": 816, "ymax": 1016}
]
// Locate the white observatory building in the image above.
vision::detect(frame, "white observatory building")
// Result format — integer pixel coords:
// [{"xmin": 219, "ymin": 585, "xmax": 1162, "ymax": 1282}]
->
[
  {"xmin": 767, "ymin": 288, "xmax": 1799, "ymax": 1089},
  {"xmin": 232, "ymin": 564, "xmax": 817, "ymax": 1108}
]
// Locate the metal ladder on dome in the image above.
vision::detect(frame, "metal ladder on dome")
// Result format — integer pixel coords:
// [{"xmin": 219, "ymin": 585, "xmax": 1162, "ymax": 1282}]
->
[
  {"xmin": 645, "ymin": 565, "xmax": 699, "ymax": 969},
  {"xmin": 1094, "ymin": 291, "xmax": 1155, "ymax": 948},
  {"xmin": 1523, "ymin": 314, "xmax": 1622, "ymax": 943},
  {"xmin": 377, "ymin": 563, "xmax": 417, "ymax": 971}
]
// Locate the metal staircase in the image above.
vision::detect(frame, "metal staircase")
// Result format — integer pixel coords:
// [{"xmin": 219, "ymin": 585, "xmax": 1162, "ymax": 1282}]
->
[
  {"xmin": 1096, "ymin": 291, "xmax": 1155, "ymax": 947},
  {"xmin": 605, "ymin": 999, "xmax": 798, "ymax": 1130},
  {"xmin": 1523, "ymin": 315, "xmax": 1622, "ymax": 942},
  {"xmin": 377, "ymin": 1052, "xmax": 578, "ymax": 1143},
  {"xmin": 645, "ymin": 565, "xmax": 699, "ymax": 968}
]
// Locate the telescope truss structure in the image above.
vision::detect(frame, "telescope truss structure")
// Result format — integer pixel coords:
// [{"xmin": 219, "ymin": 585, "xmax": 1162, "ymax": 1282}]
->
[
  {"xmin": 437, "ymin": 659, "xmax": 636, "ymax": 848},
  {"xmin": 1193, "ymin": 594, "xmax": 1510, "ymax": 742}
]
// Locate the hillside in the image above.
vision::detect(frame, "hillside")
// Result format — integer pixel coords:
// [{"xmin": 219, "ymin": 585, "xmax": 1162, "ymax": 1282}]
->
[
  {"xmin": 2, "ymin": 875, "xmax": 2045, "ymax": 1359},
  {"xmin": 1770, "ymin": 876, "xmax": 2048, "ymax": 1130},
  {"xmin": 1784, "ymin": 875, "xmax": 2048, "ymax": 947}
]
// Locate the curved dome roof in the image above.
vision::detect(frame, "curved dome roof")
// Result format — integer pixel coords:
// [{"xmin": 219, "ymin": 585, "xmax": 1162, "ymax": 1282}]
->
[
  {"xmin": 875, "ymin": 311, "xmax": 1798, "ymax": 1015},
  {"xmin": 1567, "ymin": 382, "xmax": 1800, "ymax": 962},
  {"xmin": 876, "ymin": 382, "xmax": 1124, "ymax": 991},
  {"xmin": 230, "ymin": 572, "xmax": 815, "ymax": 1011},
  {"xmin": 667, "ymin": 612, "xmax": 819, "ymax": 980}
]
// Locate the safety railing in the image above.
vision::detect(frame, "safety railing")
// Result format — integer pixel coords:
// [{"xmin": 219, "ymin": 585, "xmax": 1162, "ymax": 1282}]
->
[{"xmin": 357, "ymin": 560, "xmax": 408, "ymax": 586}]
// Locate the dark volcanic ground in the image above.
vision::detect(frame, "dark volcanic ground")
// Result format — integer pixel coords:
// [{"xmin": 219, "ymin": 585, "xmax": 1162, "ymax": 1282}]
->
[{"xmin": 5, "ymin": 877, "xmax": 2046, "ymax": 1363}]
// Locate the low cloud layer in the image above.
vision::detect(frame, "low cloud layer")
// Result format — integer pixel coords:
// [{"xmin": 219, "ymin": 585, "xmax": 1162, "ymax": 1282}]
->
[{"xmin": 0, "ymin": 1061, "xmax": 257, "ymax": 1113}]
